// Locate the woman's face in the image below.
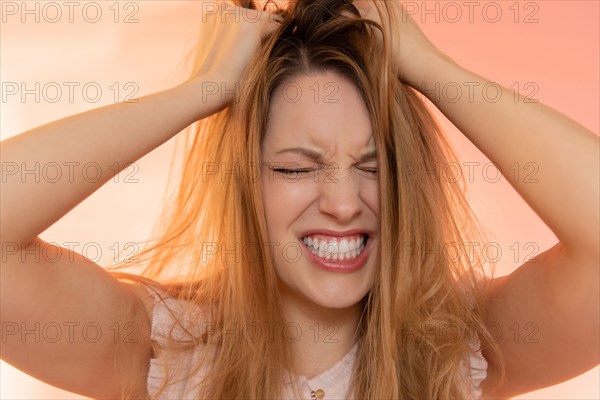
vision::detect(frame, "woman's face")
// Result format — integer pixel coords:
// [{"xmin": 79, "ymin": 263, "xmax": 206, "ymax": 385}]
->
[{"xmin": 261, "ymin": 70, "xmax": 379, "ymax": 310}]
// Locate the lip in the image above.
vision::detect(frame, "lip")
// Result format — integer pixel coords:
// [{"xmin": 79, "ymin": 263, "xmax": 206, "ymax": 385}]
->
[{"xmin": 298, "ymin": 234, "xmax": 374, "ymax": 273}]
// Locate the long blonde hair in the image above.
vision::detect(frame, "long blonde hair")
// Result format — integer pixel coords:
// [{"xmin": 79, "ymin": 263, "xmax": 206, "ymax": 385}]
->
[{"xmin": 110, "ymin": 0, "xmax": 505, "ymax": 398}]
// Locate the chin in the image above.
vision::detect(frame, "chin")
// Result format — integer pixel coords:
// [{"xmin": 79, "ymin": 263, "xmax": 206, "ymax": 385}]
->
[{"xmin": 306, "ymin": 288, "xmax": 368, "ymax": 311}]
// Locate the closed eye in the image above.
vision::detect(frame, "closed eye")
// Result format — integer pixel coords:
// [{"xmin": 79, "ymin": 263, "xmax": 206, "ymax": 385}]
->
[
  {"xmin": 269, "ymin": 166, "xmax": 377, "ymax": 178},
  {"xmin": 271, "ymin": 168, "xmax": 314, "ymax": 178},
  {"xmin": 357, "ymin": 167, "xmax": 378, "ymax": 175}
]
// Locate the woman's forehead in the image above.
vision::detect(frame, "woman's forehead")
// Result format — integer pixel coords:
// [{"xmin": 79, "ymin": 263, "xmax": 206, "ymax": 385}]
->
[{"xmin": 264, "ymin": 72, "xmax": 374, "ymax": 154}]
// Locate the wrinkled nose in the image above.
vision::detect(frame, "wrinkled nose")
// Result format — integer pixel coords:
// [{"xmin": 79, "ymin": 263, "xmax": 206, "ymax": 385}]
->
[{"xmin": 318, "ymin": 167, "xmax": 362, "ymax": 222}]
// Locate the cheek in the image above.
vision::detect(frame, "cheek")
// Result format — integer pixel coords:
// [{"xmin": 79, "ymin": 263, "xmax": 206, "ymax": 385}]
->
[
  {"xmin": 362, "ymin": 180, "xmax": 380, "ymax": 217},
  {"xmin": 261, "ymin": 178, "xmax": 314, "ymax": 231}
]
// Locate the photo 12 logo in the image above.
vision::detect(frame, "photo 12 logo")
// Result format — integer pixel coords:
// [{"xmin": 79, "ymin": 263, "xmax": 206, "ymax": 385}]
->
[
  {"xmin": 401, "ymin": 1, "xmax": 540, "ymax": 24},
  {"xmin": 1, "ymin": 82, "xmax": 140, "ymax": 104},
  {"xmin": 1, "ymin": 1, "xmax": 140, "ymax": 24}
]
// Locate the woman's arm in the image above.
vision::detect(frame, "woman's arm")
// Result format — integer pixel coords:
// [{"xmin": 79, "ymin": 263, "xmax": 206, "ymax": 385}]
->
[
  {"xmin": 411, "ymin": 49, "xmax": 599, "ymax": 400},
  {"xmin": 0, "ymin": 78, "xmax": 229, "ymax": 399}
]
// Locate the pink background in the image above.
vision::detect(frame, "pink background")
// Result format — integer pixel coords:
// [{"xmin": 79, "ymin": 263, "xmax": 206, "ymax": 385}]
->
[{"xmin": 1, "ymin": 1, "xmax": 598, "ymax": 398}]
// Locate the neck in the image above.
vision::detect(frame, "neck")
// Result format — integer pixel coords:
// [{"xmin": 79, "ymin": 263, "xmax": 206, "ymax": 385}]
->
[{"xmin": 278, "ymin": 284, "xmax": 365, "ymax": 379}]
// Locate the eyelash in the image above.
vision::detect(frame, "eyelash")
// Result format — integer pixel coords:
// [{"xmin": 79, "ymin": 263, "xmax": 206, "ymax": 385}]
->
[
  {"xmin": 271, "ymin": 168, "xmax": 312, "ymax": 177},
  {"xmin": 271, "ymin": 167, "xmax": 378, "ymax": 177},
  {"xmin": 358, "ymin": 168, "xmax": 378, "ymax": 175}
]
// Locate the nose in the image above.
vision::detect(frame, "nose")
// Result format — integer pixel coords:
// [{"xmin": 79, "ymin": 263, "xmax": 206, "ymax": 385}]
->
[{"xmin": 318, "ymin": 166, "xmax": 362, "ymax": 222}]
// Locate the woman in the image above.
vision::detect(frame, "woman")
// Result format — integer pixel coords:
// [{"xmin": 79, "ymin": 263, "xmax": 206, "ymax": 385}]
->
[{"xmin": 1, "ymin": 0, "xmax": 598, "ymax": 399}]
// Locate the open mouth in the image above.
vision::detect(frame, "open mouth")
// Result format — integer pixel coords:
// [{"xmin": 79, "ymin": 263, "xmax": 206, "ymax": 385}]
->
[{"xmin": 300, "ymin": 234, "xmax": 369, "ymax": 261}]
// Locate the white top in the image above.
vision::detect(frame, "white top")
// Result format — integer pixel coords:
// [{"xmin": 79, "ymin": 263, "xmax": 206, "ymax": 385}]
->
[{"xmin": 144, "ymin": 284, "xmax": 488, "ymax": 399}]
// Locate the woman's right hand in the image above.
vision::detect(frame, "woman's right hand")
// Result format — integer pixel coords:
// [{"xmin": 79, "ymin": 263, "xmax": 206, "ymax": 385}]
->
[{"xmin": 187, "ymin": 1, "xmax": 283, "ymax": 108}]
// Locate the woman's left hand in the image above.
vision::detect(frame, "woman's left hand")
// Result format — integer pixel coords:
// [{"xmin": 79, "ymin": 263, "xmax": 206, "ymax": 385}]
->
[{"xmin": 353, "ymin": 1, "xmax": 449, "ymax": 86}]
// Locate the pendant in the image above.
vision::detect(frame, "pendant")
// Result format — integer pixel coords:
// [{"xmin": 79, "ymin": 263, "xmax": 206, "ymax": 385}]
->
[{"xmin": 310, "ymin": 389, "xmax": 325, "ymax": 399}]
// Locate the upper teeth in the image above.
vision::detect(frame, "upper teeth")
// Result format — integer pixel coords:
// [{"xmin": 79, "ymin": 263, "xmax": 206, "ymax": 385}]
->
[{"xmin": 301, "ymin": 235, "xmax": 367, "ymax": 259}]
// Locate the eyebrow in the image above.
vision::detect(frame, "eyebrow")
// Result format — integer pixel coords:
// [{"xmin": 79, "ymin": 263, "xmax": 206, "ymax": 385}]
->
[{"xmin": 275, "ymin": 147, "xmax": 377, "ymax": 163}]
